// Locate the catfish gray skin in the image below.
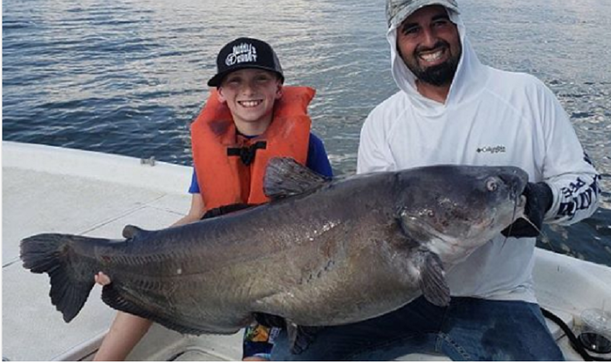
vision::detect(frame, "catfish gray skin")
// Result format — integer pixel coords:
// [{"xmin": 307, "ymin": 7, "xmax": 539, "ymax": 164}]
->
[{"xmin": 20, "ymin": 158, "xmax": 528, "ymax": 341}]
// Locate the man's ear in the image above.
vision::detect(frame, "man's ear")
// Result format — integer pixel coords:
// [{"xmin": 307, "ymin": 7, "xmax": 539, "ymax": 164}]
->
[
  {"xmin": 217, "ymin": 87, "xmax": 227, "ymax": 103},
  {"xmin": 276, "ymin": 82, "xmax": 283, "ymax": 100}
]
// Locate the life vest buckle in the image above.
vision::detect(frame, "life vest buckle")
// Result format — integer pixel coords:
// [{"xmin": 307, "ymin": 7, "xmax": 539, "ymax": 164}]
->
[{"xmin": 227, "ymin": 141, "xmax": 267, "ymax": 166}]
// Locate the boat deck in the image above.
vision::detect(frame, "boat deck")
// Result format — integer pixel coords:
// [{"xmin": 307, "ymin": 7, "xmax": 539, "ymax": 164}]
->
[
  {"xmin": 3, "ymin": 141, "xmax": 610, "ymax": 361},
  {"xmin": 2, "ymin": 141, "xmax": 243, "ymax": 360}
]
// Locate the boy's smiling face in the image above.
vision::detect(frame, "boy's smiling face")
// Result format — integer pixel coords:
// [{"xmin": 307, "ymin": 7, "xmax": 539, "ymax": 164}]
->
[{"xmin": 218, "ymin": 68, "xmax": 283, "ymax": 136}]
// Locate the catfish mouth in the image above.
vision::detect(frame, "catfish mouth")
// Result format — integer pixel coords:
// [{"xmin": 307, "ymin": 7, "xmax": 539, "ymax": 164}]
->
[{"xmin": 469, "ymin": 192, "xmax": 527, "ymax": 237}]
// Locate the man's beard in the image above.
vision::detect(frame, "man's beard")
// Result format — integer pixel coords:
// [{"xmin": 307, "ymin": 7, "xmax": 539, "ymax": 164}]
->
[{"xmin": 404, "ymin": 41, "xmax": 461, "ymax": 87}]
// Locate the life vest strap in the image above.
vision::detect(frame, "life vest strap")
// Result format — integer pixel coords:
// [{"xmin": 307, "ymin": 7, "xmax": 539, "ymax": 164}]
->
[{"xmin": 226, "ymin": 141, "xmax": 268, "ymax": 166}]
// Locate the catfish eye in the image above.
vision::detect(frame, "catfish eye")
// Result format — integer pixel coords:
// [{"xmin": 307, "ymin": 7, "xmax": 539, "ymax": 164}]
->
[{"xmin": 486, "ymin": 178, "xmax": 499, "ymax": 192}]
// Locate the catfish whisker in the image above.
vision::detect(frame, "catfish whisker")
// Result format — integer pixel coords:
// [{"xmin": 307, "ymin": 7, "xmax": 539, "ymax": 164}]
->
[
  {"xmin": 521, "ymin": 216, "xmax": 557, "ymax": 254},
  {"xmin": 502, "ymin": 192, "xmax": 522, "ymax": 248}
]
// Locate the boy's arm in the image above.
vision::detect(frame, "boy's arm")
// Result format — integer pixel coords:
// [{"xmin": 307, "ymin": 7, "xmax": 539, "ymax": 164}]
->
[
  {"xmin": 172, "ymin": 193, "xmax": 206, "ymax": 226},
  {"xmin": 306, "ymin": 133, "xmax": 333, "ymax": 177},
  {"xmin": 93, "ymin": 313, "xmax": 153, "ymax": 361}
]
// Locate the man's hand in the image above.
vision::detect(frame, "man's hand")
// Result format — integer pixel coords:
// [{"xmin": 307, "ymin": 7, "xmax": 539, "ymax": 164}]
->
[{"xmin": 501, "ymin": 182, "xmax": 553, "ymax": 238}]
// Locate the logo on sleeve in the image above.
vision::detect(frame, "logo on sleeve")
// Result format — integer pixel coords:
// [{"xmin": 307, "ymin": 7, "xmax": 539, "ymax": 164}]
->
[{"xmin": 557, "ymin": 175, "xmax": 600, "ymax": 220}]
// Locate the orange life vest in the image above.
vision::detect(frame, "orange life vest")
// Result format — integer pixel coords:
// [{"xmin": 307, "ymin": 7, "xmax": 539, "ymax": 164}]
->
[{"xmin": 190, "ymin": 86, "xmax": 314, "ymax": 210}]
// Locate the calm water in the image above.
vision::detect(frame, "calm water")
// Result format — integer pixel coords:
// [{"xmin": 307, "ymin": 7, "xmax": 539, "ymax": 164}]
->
[{"xmin": 3, "ymin": 0, "xmax": 611, "ymax": 266}]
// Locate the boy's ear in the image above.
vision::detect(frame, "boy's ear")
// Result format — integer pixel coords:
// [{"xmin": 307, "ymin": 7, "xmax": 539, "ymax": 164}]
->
[
  {"xmin": 217, "ymin": 87, "xmax": 227, "ymax": 104},
  {"xmin": 276, "ymin": 82, "xmax": 283, "ymax": 100}
]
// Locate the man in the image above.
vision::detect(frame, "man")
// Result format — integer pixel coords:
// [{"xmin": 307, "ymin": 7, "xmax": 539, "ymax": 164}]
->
[{"xmin": 271, "ymin": 0, "xmax": 600, "ymax": 360}]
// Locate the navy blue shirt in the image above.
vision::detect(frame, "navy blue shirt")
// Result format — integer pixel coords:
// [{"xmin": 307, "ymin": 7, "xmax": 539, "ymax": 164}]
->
[{"xmin": 188, "ymin": 133, "xmax": 333, "ymax": 193}]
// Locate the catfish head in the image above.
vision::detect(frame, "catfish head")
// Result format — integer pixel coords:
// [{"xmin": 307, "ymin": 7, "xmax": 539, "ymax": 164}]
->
[{"xmin": 394, "ymin": 165, "xmax": 528, "ymax": 264}]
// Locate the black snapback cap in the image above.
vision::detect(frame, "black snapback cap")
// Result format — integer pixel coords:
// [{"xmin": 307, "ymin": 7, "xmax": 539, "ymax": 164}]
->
[{"xmin": 207, "ymin": 37, "xmax": 284, "ymax": 87}]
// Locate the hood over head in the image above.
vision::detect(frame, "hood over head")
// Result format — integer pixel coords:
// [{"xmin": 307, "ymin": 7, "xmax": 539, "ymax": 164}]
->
[{"xmin": 386, "ymin": 0, "xmax": 487, "ymax": 112}]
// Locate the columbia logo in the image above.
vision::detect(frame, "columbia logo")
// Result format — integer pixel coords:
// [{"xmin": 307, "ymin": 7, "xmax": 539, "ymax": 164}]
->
[{"xmin": 476, "ymin": 146, "xmax": 506, "ymax": 154}]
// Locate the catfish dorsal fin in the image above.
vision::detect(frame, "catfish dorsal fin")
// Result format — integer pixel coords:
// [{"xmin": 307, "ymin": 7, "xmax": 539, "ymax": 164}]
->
[{"xmin": 263, "ymin": 157, "xmax": 330, "ymax": 200}]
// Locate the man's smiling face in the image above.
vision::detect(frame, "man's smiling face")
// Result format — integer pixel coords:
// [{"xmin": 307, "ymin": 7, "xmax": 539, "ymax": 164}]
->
[{"xmin": 397, "ymin": 5, "xmax": 461, "ymax": 87}]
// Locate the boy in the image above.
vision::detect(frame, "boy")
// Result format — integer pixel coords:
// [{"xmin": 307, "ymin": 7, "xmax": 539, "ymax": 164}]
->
[{"xmin": 93, "ymin": 37, "xmax": 333, "ymax": 361}]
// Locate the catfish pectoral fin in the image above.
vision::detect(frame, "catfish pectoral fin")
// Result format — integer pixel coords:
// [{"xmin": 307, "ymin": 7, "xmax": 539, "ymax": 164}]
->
[
  {"xmin": 418, "ymin": 252, "xmax": 451, "ymax": 307},
  {"xmin": 20, "ymin": 233, "xmax": 102, "ymax": 322}
]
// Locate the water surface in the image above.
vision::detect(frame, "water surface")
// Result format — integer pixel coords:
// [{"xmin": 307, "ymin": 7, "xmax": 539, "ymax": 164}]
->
[{"xmin": 3, "ymin": 0, "xmax": 610, "ymax": 265}]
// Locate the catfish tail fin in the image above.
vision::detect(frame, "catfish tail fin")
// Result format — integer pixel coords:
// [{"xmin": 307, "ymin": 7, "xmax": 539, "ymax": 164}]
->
[{"xmin": 20, "ymin": 233, "xmax": 105, "ymax": 322}]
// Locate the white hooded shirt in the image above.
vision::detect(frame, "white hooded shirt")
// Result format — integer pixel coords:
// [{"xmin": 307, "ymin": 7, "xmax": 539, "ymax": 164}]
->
[{"xmin": 357, "ymin": 9, "xmax": 601, "ymax": 302}]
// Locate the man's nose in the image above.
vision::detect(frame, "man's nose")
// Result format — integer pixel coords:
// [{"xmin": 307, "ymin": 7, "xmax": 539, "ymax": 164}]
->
[{"xmin": 421, "ymin": 29, "xmax": 438, "ymax": 49}]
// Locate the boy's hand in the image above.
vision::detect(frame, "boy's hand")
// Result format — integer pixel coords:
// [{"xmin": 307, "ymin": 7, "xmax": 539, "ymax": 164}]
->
[{"xmin": 94, "ymin": 272, "xmax": 112, "ymax": 286}]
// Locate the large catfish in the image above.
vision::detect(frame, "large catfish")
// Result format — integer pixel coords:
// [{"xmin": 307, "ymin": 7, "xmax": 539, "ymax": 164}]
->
[{"xmin": 21, "ymin": 158, "xmax": 527, "ymax": 351}]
